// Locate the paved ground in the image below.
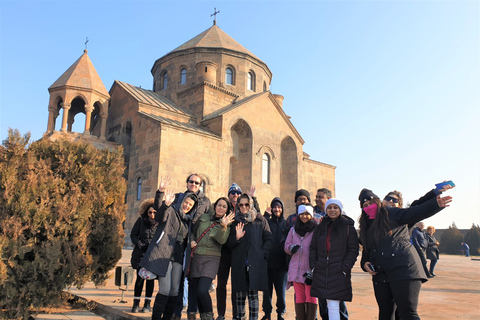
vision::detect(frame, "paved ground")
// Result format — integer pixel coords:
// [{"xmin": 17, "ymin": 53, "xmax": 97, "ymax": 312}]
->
[{"xmin": 33, "ymin": 249, "xmax": 480, "ymax": 320}]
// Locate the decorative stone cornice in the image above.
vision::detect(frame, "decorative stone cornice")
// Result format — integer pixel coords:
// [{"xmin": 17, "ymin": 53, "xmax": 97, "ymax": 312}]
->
[{"xmin": 176, "ymin": 81, "xmax": 240, "ymax": 98}]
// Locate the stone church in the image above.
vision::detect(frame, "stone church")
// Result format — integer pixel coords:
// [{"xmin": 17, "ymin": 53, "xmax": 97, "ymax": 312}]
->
[{"xmin": 44, "ymin": 22, "xmax": 336, "ymax": 232}]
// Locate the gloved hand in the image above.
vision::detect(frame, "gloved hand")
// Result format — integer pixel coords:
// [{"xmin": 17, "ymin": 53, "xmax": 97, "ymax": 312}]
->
[
  {"xmin": 303, "ymin": 269, "xmax": 314, "ymax": 285},
  {"xmin": 290, "ymin": 244, "xmax": 300, "ymax": 254},
  {"xmin": 137, "ymin": 241, "xmax": 147, "ymax": 251}
]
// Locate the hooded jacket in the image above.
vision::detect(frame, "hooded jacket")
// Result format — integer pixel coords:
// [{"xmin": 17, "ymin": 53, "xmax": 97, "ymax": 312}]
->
[
  {"xmin": 309, "ymin": 214, "xmax": 359, "ymax": 301},
  {"xmin": 227, "ymin": 194, "xmax": 273, "ymax": 292},
  {"xmin": 140, "ymin": 190, "xmax": 198, "ymax": 277},
  {"xmin": 266, "ymin": 197, "xmax": 288, "ymax": 271},
  {"xmin": 130, "ymin": 198, "xmax": 159, "ymax": 269}
]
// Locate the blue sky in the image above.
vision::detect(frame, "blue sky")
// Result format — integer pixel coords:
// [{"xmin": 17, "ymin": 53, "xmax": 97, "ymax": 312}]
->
[{"xmin": 1, "ymin": 0, "xmax": 478, "ymax": 229}]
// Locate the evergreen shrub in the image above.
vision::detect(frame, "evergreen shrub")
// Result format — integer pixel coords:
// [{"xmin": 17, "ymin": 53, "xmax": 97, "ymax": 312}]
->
[{"xmin": 0, "ymin": 129, "xmax": 126, "ymax": 319}]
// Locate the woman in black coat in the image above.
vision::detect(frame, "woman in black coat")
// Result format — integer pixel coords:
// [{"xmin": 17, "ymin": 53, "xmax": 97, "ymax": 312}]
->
[
  {"xmin": 358, "ymin": 187, "xmax": 452, "ymax": 320},
  {"xmin": 140, "ymin": 189, "xmax": 198, "ymax": 320},
  {"xmin": 309, "ymin": 199, "xmax": 359, "ymax": 320},
  {"xmin": 130, "ymin": 198, "xmax": 159, "ymax": 312},
  {"xmin": 426, "ymin": 226, "xmax": 440, "ymax": 276},
  {"xmin": 227, "ymin": 193, "xmax": 273, "ymax": 320}
]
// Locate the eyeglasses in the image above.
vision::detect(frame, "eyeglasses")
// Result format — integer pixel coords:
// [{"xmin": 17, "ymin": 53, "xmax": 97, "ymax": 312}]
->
[
  {"xmin": 385, "ymin": 196, "xmax": 399, "ymax": 203},
  {"xmin": 188, "ymin": 180, "xmax": 201, "ymax": 185},
  {"xmin": 238, "ymin": 203, "xmax": 250, "ymax": 208}
]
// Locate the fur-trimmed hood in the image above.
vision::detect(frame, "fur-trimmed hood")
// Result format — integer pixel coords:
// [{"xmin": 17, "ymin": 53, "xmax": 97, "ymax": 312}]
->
[{"xmin": 138, "ymin": 198, "xmax": 155, "ymax": 218}]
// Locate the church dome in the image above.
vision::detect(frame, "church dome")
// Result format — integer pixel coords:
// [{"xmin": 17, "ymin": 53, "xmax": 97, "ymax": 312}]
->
[{"xmin": 151, "ymin": 24, "xmax": 272, "ymax": 101}]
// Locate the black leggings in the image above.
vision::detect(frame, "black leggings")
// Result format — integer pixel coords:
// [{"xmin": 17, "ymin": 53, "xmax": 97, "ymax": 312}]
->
[
  {"xmin": 373, "ymin": 279, "xmax": 422, "ymax": 320},
  {"xmin": 188, "ymin": 277, "xmax": 214, "ymax": 313},
  {"xmin": 134, "ymin": 269, "xmax": 155, "ymax": 298}
]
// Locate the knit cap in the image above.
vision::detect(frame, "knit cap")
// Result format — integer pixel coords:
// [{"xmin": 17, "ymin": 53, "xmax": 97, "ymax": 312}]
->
[
  {"xmin": 358, "ymin": 188, "xmax": 379, "ymax": 207},
  {"xmin": 297, "ymin": 204, "xmax": 314, "ymax": 216},
  {"xmin": 325, "ymin": 198, "xmax": 343, "ymax": 213},
  {"xmin": 228, "ymin": 183, "xmax": 242, "ymax": 195},
  {"xmin": 295, "ymin": 189, "xmax": 311, "ymax": 203}
]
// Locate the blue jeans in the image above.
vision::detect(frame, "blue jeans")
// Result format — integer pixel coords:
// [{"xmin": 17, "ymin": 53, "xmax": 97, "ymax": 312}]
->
[{"xmin": 262, "ymin": 268, "xmax": 288, "ymax": 316}]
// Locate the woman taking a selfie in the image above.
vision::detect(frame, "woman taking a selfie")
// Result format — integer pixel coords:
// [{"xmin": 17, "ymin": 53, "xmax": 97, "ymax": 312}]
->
[{"xmin": 358, "ymin": 186, "xmax": 453, "ymax": 320}]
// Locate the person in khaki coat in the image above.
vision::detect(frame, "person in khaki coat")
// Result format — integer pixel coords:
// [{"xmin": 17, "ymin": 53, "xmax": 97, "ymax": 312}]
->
[{"xmin": 187, "ymin": 197, "xmax": 235, "ymax": 320}]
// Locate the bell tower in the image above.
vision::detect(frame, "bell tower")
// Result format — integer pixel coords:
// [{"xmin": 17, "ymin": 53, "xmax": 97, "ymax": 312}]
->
[{"xmin": 46, "ymin": 50, "xmax": 110, "ymax": 139}]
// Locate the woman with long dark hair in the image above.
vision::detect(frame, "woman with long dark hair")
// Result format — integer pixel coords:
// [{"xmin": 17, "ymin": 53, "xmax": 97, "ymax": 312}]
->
[
  {"xmin": 309, "ymin": 199, "xmax": 359, "ymax": 320},
  {"xmin": 187, "ymin": 197, "xmax": 235, "ymax": 320},
  {"xmin": 130, "ymin": 198, "xmax": 159, "ymax": 312},
  {"xmin": 358, "ymin": 187, "xmax": 452, "ymax": 320}
]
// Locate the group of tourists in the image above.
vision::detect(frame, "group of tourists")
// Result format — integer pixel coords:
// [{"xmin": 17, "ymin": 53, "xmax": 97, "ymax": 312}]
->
[{"xmin": 129, "ymin": 174, "xmax": 454, "ymax": 320}]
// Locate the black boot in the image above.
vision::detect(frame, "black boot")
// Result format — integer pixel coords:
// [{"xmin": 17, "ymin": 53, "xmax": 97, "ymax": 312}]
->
[
  {"xmin": 162, "ymin": 295, "xmax": 177, "ymax": 320},
  {"xmin": 131, "ymin": 298, "xmax": 140, "ymax": 313},
  {"xmin": 141, "ymin": 298, "xmax": 152, "ymax": 312},
  {"xmin": 152, "ymin": 293, "xmax": 169, "ymax": 320}
]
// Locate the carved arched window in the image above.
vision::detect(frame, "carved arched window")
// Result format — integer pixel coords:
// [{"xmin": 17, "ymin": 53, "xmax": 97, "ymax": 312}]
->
[
  {"xmin": 136, "ymin": 177, "xmax": 142, "ymax": 200},
  {"xmin": 162, "ymin": 72, "xmax": 168, "ymax": 90},
  {"xmin": 247, "ymin": 71, "xmax": 255, "ymax": 91},
  {"xmin": 180, "ymin": 68, "xmax": 187, "ymax": 84},
  {"xmin": 226, "ymin": 67, "xmax": 234, "ymax": 85},
  {"xmin": 262, "ymin": 153, "xmax": 270, "ymax": 184}
]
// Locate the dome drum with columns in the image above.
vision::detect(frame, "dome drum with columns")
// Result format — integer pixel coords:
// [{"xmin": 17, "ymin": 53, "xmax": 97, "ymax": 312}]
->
[{"xmin": 44, "ymin": 24, "xmax": 336, "ymax": 236}]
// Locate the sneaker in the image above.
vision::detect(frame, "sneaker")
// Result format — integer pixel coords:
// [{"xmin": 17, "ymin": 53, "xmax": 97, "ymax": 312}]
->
[
  {"xmin": 141, "ymin": 305, "xmax": 151, "ymax": 313},
  {"xmin": 261, "ymin": 315, "xmax": 271, "ymax": 320},
  {"xmin": 209, "ymin": 283, "xmax": 216, "ymax": 292},
  {"xmin": 131, "ymin": 305, "xmax": 140, "ymax": 313},
  {"xmin": 215, "ymin": 316, "xmax": 225, "ymax": 320}
]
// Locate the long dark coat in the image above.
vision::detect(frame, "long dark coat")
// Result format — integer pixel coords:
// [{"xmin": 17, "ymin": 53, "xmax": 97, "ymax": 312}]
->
[
  {"xmin": 227, "ymin": 212, "xmax": 273, "ymax": 292},
  {"xmin": 426, "ymin": 233, "xmax": 440, "ymax": 260},
  {"xmin": 309, "ymin": 215, "xmax": 359, "ymax": 301},
  {"xmin": 360, "ymin": 196, "xmax": 444, "ymax": 283}
]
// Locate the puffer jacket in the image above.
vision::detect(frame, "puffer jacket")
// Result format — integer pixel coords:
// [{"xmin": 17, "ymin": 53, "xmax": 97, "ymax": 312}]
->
[
  {"xmin": 309, "ymin": 215, "xmax": 359, "ymax": 301},
  {"xmin": 130, "ymin": 216, "xmax": 158, "ymax": 269},
  {"xmin": 285, "ymin": 227, "xmax": 314, "ymax": 285},
  {"xmin": 266, "ymin": 197, "xmax": 288, "ymax": 271}
]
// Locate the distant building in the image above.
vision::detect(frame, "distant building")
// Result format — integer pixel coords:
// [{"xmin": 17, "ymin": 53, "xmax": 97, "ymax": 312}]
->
[{"xmin": 44, "ymin": 23, "xmax": 336, "ymax": 233}]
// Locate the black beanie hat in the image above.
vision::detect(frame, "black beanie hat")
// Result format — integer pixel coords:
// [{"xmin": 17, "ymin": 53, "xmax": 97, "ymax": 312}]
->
[
  {"xmin": 295, "ymin": 189, "xmax": 311, "ymax": 203},
  {"xmin": 358, "ymin": 188, "xmax": 379, "ymax": 207}
]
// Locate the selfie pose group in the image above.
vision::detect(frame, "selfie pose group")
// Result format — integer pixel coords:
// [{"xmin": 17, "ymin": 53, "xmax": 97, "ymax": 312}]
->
[{"xmin": 132, "ymin": 174, "xmax": 453, "ymax": 320}]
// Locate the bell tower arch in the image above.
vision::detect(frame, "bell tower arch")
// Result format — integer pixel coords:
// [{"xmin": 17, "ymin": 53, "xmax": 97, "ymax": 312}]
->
[{"xmin": 47, "ymin": 50, "xmax": 110, "ymax": 139}]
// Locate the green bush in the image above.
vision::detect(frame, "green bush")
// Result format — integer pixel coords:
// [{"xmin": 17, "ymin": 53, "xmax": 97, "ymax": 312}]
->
[
  {"xmin": 464, "ymin": 224, "xmax": 480, "ymax": 256},
  {"xmin": 0, "ymin": 129, "xmax": 126, "ymax": 319},
  {"xmin": 439, "ymin": 222, "xmax": 463, "ymax": 254}
]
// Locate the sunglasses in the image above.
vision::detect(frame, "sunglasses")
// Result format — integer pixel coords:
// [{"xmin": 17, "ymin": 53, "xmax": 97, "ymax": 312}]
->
[
  {"xmin": 385, "ymin": 196, "xmax": 399, "ymax": 203},
  {"xmin": 230, "ymin": 191, "xmax": 242, "ymax": 195},
  {"xmin": 238, "ymin": 203, "xmax": 250, "ymax": 208},
  {"xmin": 188, "ymin": 180, "xmax": 201, "ymax": 185}
]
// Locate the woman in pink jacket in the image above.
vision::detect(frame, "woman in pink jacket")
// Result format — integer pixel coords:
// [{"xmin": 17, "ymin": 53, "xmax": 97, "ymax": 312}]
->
[{"xmin": 285, "ymin": 204, "xmax": 317, "ymax": 320}]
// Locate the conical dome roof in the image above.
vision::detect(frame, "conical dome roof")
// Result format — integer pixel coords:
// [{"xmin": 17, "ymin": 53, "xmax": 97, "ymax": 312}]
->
[
  {"xmin": 170, "ymin": 25, "xmax": 261, "ymax": 61},
  {"xmin": 49, "ymin": 50, "xmax": 109, "ymax": 97}
]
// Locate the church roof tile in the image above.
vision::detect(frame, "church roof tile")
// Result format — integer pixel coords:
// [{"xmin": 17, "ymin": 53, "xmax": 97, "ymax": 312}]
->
[
  {"xmin": 139, "ymin": 111, "xmax": 219, "ymax": 139},
  {"xmin": 114, "ymin": 81, "xmax": 195, "ymax": 117},
  {"xmin": 170, "ymin": 25, "xmax": 260, "ymax": 60}
]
